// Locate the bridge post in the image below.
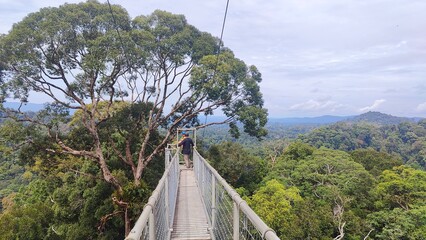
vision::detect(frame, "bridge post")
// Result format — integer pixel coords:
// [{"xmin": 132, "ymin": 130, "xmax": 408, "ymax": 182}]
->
[{"xmin": 233, "ymin": 202, "xmax": 239, "ymax": 240}]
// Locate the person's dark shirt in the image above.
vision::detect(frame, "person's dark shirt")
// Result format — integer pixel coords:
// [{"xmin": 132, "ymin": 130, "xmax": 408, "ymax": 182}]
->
[{"xmin": 178, "ymin": 137, "xmax": 194, "ymax": 154}]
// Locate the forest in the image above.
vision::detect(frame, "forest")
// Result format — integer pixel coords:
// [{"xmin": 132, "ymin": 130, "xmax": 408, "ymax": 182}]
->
[
  {"xmin": 1, "ymin": 1, "xmax": 426, "ymax": 240},
  {"xmin": 2, "ymin": 107, "xmax": 426, "ymax": 239},
  {"xmin": 200, "ymin": 112, "xmax": 426, "ymax": 239}
]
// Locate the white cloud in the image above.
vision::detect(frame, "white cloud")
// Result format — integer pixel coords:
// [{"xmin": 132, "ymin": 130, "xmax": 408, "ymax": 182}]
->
[
  {"xmin": 359, "ymin": 99, "xmax": 386, "ymax": 112},
  {"xmin": 289, "ymin": 99, "xmax": 342, "ymax": 111},
  {"xmin": 416, "ymin": 102, "xmax": 426, "ymax": 112}
]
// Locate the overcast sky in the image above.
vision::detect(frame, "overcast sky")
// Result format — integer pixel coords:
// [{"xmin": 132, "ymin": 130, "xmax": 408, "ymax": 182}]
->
[{"xmin": 1, "ymin": 0, "xmax": 426, "ymax": 117}]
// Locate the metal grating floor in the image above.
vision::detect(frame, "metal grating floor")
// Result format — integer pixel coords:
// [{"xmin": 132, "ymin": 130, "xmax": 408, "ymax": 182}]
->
[{"xmin": 171, "ymin": 167, "xmax": 211, "ymax": 240}]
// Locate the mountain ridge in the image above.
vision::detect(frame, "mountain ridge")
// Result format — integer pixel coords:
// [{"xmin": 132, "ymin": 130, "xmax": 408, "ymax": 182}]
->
[
  {"xmin": 2, "ymin": 102, "xmax": 423, "ymax": 125},
  {"xmin": 269, "ymin": 111, "xmax": 423, "ymax": 125},
  {"xmin": 344, "ymin": 111, "xmax": 421, "ymax": 125}
]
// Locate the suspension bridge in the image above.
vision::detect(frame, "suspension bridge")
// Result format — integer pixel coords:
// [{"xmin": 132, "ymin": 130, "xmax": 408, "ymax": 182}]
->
[{"xmin": 125, "ymin": 133, "xmax": 280, "ymax": 240}]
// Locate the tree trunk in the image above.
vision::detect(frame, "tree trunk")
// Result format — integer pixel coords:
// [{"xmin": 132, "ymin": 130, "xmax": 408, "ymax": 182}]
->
[
  {"xmin": 124, "ymin": 207, "xmax": 131, "ymax": 236},
  {"xmin": 97, "ymin": 148, "xmax": 123, "ymax": 193},
  {"xmin": 134, "ymin": 162, "xmax": 145, "ymax": 186},
  {"xmin": 112, "ymin": 197, "xmax": 130, "ymax": 236}
]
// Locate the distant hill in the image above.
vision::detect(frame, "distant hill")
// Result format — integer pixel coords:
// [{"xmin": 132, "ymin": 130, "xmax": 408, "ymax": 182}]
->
[
  {"xmin": 269, "ymin": 112, "xmax": 423, "ymax": 126},
  {"xmin": 3, "ymin": 102, "xmax": 45, "ymax": 112},
  {"xmin": 269, "ymin": 115, "xmax": 352, "ymax": 125},
  {"xmin": 2, "ymin": 102, "xmax": 422, "ymax": 126},
  {"xmin": 204, "ymin": 115, "xmax": 352, "ymax": 126},
  {"xmin": 2, "ymin": 102, "xmax": 78, "ymax": 115},
  {"xmin": 344, "ymin": 111, "xmax": 421, "ymax": 125}
]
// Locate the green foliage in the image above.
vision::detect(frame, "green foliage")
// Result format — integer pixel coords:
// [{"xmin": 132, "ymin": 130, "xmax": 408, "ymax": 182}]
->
[
  {"xmin": 0, "ymin": 156, "xmax": 135, "ymax": 239},
  {"xmin": 0, "ymin": 202, "xmax": 55, "ymax": 240},
  {"xmin": 292, "ymin": 198, "xmax": 334, "ymax": 239},
  {"xmin": 300, "ymin": 121, "xmax": 426, "ymax": 169},
  {"xmin": 190, "ymin": 50, "xmax": 268, "ymax": 139},
  {"xmin": 367, "ymin": 207, "xmax": 426, "ymax": 240},
  {"xmin": 0, "ymin": 121, "xmax": 32, "ymax": 210},
  {"xmin": 0, "ymin": 154, "xmax": 27, "ymax": 210},
  {"xmin": 49, "ymin": 175, "xmax": 123, "ymax": 239},
  {"xmin": 294, "ymin": 148, "xmax": 375, "ymax": 213},
  {"xmin": 1, "ymin": 1, "xmax": 426, "ymax": 238},
  {"xmin": 248, "ymin": 179, "xmax": 303, "ymax": 239},
  {"xmin": 262, "ymin": 142, "xmax": 314, "ymax": 183},
  {"xmin": 2, "ymin": 112, "xmax": 426, "ymax": 239},
  {"xmin": 199, "ymin": 122, "xmax": 316, "ymax": 151},
  {"xmin": 374, "ymin": 166, "xmax": 426, "ymax": 210},
  {"xmin": 348, "ymin": 111, "xmax": 418, "ymax": 125},
  {"xmin": 350, "ymin": 148, "xmax": 402, "ymax": 176},
  {"xmin": 0, "ymin": 0, "xmax": 267, "ymax": 141},
  {"xmin": 282, "ymin": 141, "xmax": 314, "ymax": 160},
  {"xmin": 14, "ymin": 179, "xmax": 57, "ymax": 205},
  {"xmin": 0, "ymin": 113, "xmax": 156, "ymax": 239},
  {"xmin": 1, "ymin": 7, "xmax": 268, "ymax": 238},
  {"xmin": 264, "ymin": 143, "xmax": 376, "ymax": 239},
  {"xmin": 207, "ymin": 141, "xmax": 266, "ymax": 193},
  {"xmin": 299, "ymin": 122, "xmax": 381, "ymax": 151}
]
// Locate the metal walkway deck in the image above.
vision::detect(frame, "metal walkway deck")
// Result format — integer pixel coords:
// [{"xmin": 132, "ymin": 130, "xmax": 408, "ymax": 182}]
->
[{"xmin": 171, "ymin": 167, "xmax": 211, "ymax": 240}]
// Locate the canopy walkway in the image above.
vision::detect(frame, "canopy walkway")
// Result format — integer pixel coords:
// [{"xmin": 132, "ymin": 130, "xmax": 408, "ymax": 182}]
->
[{"xmin": 125, "ymin": 146, "xmax": 280, "ymax": 240}]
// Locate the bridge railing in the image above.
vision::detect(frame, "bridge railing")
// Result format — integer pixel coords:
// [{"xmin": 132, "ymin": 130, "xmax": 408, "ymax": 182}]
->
[
  {"xmin": 193, "ymin": 149, "xmax": 280, "ymax": 240},
  {"xmin": 125, "ymin": 147, "xmax": 180, "ymax": 240}
]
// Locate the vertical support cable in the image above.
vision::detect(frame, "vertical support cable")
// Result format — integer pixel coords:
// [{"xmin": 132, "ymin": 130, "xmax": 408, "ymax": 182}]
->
[
  {"xmin": 194, "ymin": 152, "xmax": 199, "ymax": 182},
  {"xmin": 164, "ymin": 173, "xmax": 170, "ymax": 237},
  {"xmin": 165, "ymin": 147, "xmax": 170, "ymax": 168},
  {"xmin": 211, "ymin": 176, "xmax": 216, "ymax": 231},
  {"xmin": 164, "ymin": 146, "xmax": 171, "ymax": 239},
  {"xmin": 149, "ymin": 211, "xmax": 155, "ymax": 240},
  {"xmin": 202, "ymin": 157, "xmax": 206, "ymax": 198},
  {"xmin": 233, "ymin": 202, "xmax": 239, "ymax": 240}
]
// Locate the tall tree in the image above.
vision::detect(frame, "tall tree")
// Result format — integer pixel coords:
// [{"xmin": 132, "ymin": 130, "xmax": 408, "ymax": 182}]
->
[
  {"xmin": 248, "ymin": 179, "xmax": 303, "ymax": 239},
  {"xmin": 350, "ymin": 148, "xmax": 402, "ymax": 177},
  {"xmin": 374, "ymin": 166, "xmax": 426, "ymax": 211},
  {"xmin": 0, "ymin": 1, "xmax": 267, "ymax": 235}
]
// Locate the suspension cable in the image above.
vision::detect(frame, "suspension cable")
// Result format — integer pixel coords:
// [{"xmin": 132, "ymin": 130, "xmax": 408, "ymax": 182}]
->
[
  {"xmin": 202, "ymin": 0, "xmax": 231, "ymax": 139},
  {"xmin": 106, "ymin": 0, "xmax": 131, "ymax": 67}
]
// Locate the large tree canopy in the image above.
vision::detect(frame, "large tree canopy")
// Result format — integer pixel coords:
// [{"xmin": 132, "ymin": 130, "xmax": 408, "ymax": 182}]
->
[
  {"xmin": 0, "ymin": 1, "xmax": 267, "ymax": 182},
  {"xmin": 0, "ymin": 1, "xmax": 267, "ymax": 235}
]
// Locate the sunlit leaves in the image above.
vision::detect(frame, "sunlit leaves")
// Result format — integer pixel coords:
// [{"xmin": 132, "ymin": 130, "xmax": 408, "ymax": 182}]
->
[
  {"xmin": 248, "ymin": 179, "xmax": 302, "ymax": 239},
  {"xmin": 0, "ymin": 202, "xmax": 54, "ymax": 239},
  {"xmin": 374, "ymin": 166, "xmax": 426, "ymax": 210}
]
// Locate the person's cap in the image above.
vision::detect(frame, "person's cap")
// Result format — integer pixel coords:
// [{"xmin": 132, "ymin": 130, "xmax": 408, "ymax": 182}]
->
[{"xmin": 181, "ymin": 131, "xmax": 186, "ymax": 135}]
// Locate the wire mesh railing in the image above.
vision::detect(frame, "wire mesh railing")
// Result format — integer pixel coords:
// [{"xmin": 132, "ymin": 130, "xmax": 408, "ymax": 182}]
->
[
  {"xmin": 125, "ymin": 148, "xmax": 180, "ymax": 240},
  {"xmin": 193, "ymin": 150, "xmax": 280, "ymax": 240},
  {"xmin": 126, "ymin": 146, "xmax": 279, "ymax": 240}
]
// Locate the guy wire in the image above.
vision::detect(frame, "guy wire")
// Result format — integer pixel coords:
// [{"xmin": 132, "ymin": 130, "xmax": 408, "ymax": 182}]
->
[
  {"xmin": 106, "ymin": 0, "xmax": 131, "ymax": 68},
  {"xmin": 202, "ymin": 0, "xmax": 231, "ymax": 139}
]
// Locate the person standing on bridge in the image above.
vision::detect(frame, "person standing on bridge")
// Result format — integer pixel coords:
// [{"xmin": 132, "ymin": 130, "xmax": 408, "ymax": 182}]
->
[{"xmin": 178, "ymin": 132, "xmax": 194, "ymax": 168}]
